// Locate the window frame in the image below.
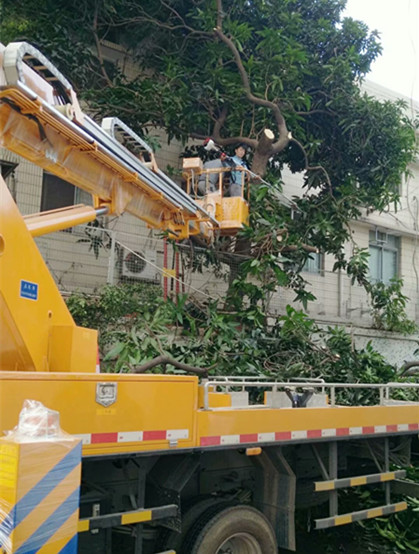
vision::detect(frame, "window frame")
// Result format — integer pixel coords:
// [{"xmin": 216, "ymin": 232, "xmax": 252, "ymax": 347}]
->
[
  {"xmin": 40, "ymin": 172, "xmax": 93, "ymax": 233},
  {"xmin": 302, "ymin": 251, "xmax": 324, "ymax": 275},
  {"xmin": 0, "ymin": 160, "xmax": 18, "ymax": 180},
  {"xmin": 40, "ymin": 172, "xmax": 77, "ymax": 213},
  {"xmin": 368, "ymin": 230, "xmax": 400, "ymax": 284}
]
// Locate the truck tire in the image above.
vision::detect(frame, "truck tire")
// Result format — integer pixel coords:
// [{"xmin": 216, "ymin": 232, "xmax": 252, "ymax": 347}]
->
[
  {"xmin": 157, "ymin": 497, "xmax": 230, "ymax": 552},
  {"xmin": 184, "ymin": 504, "xmax": 278, "ymax": 554}
]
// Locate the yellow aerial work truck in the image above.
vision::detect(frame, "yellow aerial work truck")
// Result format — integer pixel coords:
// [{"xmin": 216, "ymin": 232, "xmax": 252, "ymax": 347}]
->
[{"xmin": 0, "ymin": 42, "xmax": 418, "ymax": 554}]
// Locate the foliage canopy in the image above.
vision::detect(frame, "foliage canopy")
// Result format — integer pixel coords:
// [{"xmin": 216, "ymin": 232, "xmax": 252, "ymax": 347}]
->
[{"xmin": 1, "ymin": 0, "xmax": 417, "ymax": 293}]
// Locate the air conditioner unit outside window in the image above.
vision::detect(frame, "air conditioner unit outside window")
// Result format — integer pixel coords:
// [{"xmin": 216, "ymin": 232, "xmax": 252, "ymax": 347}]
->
[{"xmin": 120, "ymin": 248, "xmax": 160, "ymax": 282}]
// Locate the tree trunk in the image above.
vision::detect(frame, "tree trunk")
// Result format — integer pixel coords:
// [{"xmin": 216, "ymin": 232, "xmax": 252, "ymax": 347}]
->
[
  {"xmin": 225, "ymin": 130, "xmax": 280, "ymax": 302},
  {"xmin": 251, "ymin": 129, "xmax": 275, "ymax": 177}
]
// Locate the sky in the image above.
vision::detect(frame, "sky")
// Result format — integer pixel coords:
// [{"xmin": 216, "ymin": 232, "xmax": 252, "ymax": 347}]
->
[{"xmin": 343, "ymin": 0, "xmax": 419, "ymax": 101}]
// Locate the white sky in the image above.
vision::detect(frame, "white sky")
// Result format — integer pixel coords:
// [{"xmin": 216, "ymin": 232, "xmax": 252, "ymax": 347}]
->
[{"xmin": 343, "ymin": 0, "xmax": 419, "ymax": 101}]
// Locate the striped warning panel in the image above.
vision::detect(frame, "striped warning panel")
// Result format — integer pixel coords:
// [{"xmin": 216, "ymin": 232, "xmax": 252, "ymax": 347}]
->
[
  {"xmin": 315, "ymin": 501, "xmax": 407, "ymax": 529},
  {"xmin": 315, "ymin": 469, "xmax": 406, "ymax": 491},
  {"xmin": 75, "ymin": 428, "xmax": 189, "ymax": 445},
  {"xmin": 78, "ymin": 504, "xmax": 177, "ymax": 532},
  {"xmin": 200, "ymin": 422, "xmax": 419, "ymax": 447},
  {"xmin": 0, "ymin": 438, "xmax": 82, "ymax": 553}
]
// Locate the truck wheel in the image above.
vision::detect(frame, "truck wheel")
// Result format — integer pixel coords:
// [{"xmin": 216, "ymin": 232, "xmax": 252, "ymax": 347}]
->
[
  {"xmin": 185, "ymin": 505, "xmax": 278, "ymax": 554},
  {"xmin": 157, "ymin": 497, "xmax": 230, "ymax": 552}
]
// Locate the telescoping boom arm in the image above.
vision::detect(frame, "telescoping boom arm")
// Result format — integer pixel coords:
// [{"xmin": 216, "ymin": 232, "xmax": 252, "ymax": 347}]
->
[
  {"xmin": 0, "ymin": 41, "xmax": 250, "ymax": 375},
  {"xmin": 0, "ymin": 41, "xmax": 219, "ymax": 240},
  {"xmin": 0, "ymin": 41, "xmax": 223, "ymax": 376}
]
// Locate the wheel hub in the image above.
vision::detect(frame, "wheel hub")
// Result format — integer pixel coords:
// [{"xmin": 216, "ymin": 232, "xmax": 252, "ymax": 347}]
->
[{"xmin": 217, "ymin": 532, "xmax": 263, "ymax": 554}]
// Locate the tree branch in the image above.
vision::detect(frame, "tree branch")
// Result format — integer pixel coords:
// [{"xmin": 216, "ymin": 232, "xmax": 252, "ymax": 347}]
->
[
  {"xmin": 190, "ymin": 119, "xmax": 257, "ymax": 149},
  {"xmin": 290, "ymin": 137, "xmax": 333, "ymax": 195},
  {"xmin": 280, "ymin": 244, "xmax": 318, "ymax": 254},
  {"xmin": 93, "ymin": 4, "xmax": 113, "ymax": 87},
  {"xmin": 216, "ymin": 0, "xmax": 224, "ymax": 29},
  {"xmin": 399, "ymin": 361, "xmax": 419, "ymax": 377},
  {"xmin": 213, "ymin": 5, "xmax": 290, "ymax": 153},
  {"xmin": 109, "ymin": 3, "xmax": 211, "ymax": 37},
  {"xmin": 295, "ymin": 109, "xmax": 336, "ymax": 117},
  {"xmin": 212, "ymin": 135, "xmax": 257, "ymax": 149},
  {"xmin": 129, "ymin": 355, "xmax": 209, "ymax": 376},
  {"xmin": 212, "ymin": 104, "xmax": 228, "ymax": 139},
  {"xmin": 208, "ymin": 87, "xmax": 256, "ymax": 148}
]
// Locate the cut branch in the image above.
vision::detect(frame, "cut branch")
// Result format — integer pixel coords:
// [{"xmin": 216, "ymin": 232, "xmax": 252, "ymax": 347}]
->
[
  {"xmin": 257, "ymin": 128, "xmax": 275, "ymax": 155},
  {"xmin": 280, "ymin": 244, "xmax": 318, "ymax": 253},
  {"xmin": 129, "ymin": 355, "xmax": 209, "ymax": 376},
  {"xmin": 399, "ymin": 361, "xmax": 419, "ymax": 377}
]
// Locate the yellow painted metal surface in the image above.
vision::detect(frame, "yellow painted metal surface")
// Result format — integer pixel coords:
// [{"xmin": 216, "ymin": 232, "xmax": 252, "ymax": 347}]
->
[
  {"xmin": 1, "ymin": 371, "xmax": 419, "ymax": 459},
  {"xmin": 0, "ymin": 94, "xmax": 187, "ymax": 236},
  {"xmin": 24, "ymin": 205, "xmax": 98, "ymax": 237},
  {"xmin": 0, "ymin": 177, "xmax": 96, "ymax": 373},
  {"xmin": 347, "ymin": 476, "xmax": 367, "ymax": 487},
  {"xmin": 0, "ymin": 437, "xmax": 81, "ymax": 553},
  {"xmin": 245, "ymin": 447, "xmax": 262, "ymax": 456},
  {"xmin": 219, "ymin": 196, "xmax": 249, "ymax": 233},
  {"xmin": 315, "ymin": 481, "xmax": 332, "ymax": 492},
  {"xmin": 194, "ymin": 193, "xmax": 249, "ymax": 237},
  {"xmin": 77, "ymin": 519, "xmax": 90, "ymax": 533},
  {"xmin": 0, "ymin": 373, "xmax": 198, "ymax": 456},
  {"xmin": 334, "ymin": 514, "xmax": 353, "ymax": 526},
  {"xmin": 48, "ymin": 326, "xmax": 97, "ymax": 373},
  {"xmin": 197, "ymin": 404, "xmax": 419, "ymax": 443},
  {"xmin": 198, "ymin": 387, "xmax": 232, "ymax": 408},
  {"xmin": 206, "ymin": 393, "xmax": 232, "ymax": 408},
  {"xmin": 122, "ymin": 510, "xmax": 152, "ymax": 525},
  {"xmin": 393, "ymin": 502, "xmax": 407, "ymax": 513}
]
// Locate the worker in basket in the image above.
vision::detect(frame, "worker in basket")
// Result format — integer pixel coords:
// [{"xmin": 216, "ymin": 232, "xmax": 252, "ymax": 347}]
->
[
  {"xmin": 196, "ymin": 139, "xmax": 249, "ymax": 197},
  {"xmin": 229, "ymin": 142, "xmax": 249, "ymax": 197},
  {"xmin": 196, "ymin": 156, "xmax": 231, "ymax": 196}
]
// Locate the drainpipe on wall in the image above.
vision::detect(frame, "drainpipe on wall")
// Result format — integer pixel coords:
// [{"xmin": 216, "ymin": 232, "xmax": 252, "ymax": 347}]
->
[{"xmin": 107, "ymin": 229, "xmax": 116, "ymax": 285}]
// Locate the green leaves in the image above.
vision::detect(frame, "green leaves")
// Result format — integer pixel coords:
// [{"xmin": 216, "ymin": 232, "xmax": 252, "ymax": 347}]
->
[
  {"xmin": 346, "ymin": 247, "xmax": 370, "ymax": 286},
  {"xmin": 66, "ymin": 281, "xmax": 393, "ymax": 384},
  {"xmin": 369, "ymin": 278, "xmax": 417, "ymax": 334}
]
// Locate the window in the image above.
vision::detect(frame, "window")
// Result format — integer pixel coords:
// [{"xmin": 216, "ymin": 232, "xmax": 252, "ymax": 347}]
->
[
  {"xmin": 40, "ymin": 172, "xmax": 91, "ymax": 212},
  {"xmin": 41, "ymin": 173, "xmax": 76, "ymax": 212},
  {"xmin": 1, "ymin": 160, "xmax": 18, "ymax": 180},
  {"xmin": 303, "ymin": 252, "xmax": 323, "ymax": 274},
  {"xmin": 369, "ymin": 230, "xmax": 399, "ymax": 284},
  {"xmin": 1, "ymin": 160, "xmax": 18, "ymax": 200}
]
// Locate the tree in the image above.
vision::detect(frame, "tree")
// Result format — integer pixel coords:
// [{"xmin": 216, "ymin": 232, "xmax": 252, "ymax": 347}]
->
[
  {"xmin": 1, "ymin": 0, "xmax": 417, "ymax": 294},
  {"xmin": 4, "ymin": 5, "xmax": 418, "ymax": 545}
]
